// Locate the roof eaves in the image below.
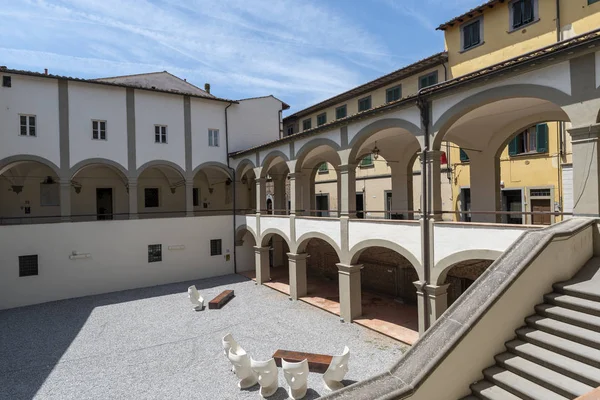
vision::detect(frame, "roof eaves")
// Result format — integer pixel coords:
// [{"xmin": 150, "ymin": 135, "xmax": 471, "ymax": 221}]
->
[{"xmin": 436, "ymin": 0, "xmax": 499, "ymax": 30}]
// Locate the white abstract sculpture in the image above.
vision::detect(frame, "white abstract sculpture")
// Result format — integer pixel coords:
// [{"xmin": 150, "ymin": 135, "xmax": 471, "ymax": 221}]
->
[
  {"xmin": 228, "ymin": 347, "xmax": 258, "ymax": 389},
  {"xmin": 188, "ymin": 285, "xmax": 204, "ymax": 311},
  {"xmin": 323, "ymin": 346, "xmax": 350, "ymax": 391},
  {"xmin": 250, "ymin": 357, "xmax": 279, "ymax": 398},
  {"xmin": 222, "ymin": 333, "xmax": 241, "ymax": 372},
  {"xmin": 282, "ymin": 359, "xmax": 309, "ymax": 400}
]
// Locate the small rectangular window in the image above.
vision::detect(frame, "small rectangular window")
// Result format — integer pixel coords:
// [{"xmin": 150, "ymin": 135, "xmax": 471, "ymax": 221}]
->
[
  {"xmin": 512, "ymin": 0, "xmax": 535, "ymax": 29},
  {"xmin": 19, "ymin": 255, "xmax": 38, "ymax": 277},
  {"xmin": 317, "ymin": 113, "xmax": 327, "ymax": 126},
  {"xmin": 144, "ymin": 188, "xmax": 159, "ymax": 208},
  {"xmin": 286, "ymin": 126, "xmax": 294, "ymax": 136},
  {"xmin": 462, "ymin": 19, "xmax": 481, "ymax": 50},
  {"xmin": 154, "ymin": 125, "xmax": 167, "ymax": 143},
  {"xmin": 193, "ymin": 188, "xmax": 199, "ymax": 207},
  {"xmin": 302, "ymin": 118, "xmax": 312, "ymax": 131},
  {"xmin": 19, "ymin": 115, "xmax": 36, "ymax": 136},
  {"xmin": 419, "ymin": 71, "xmax": 438, "ymax": 89},
  {"xmin": 530, "ymin": 189, "xmax": 551, "ymax": 197},
  {"xmin": 360, "ymin": 154, "xmax": 373, "ymax": 167},
  {"xmin": 386, "ymin": 86, "xmax": 402, "ymax": 103},
  {"xmin": 318, "ymin": 162, "xmax": 329, "ymax": 174},
  {"xmin": 92, "ymin": 120, "xmax": 107, "ymax": 140},
  {"xmin": 335, "ymin": 105, "xmax": 347, "ymax": 120},
  {"xmin": 358, "ymin": 96, "xmax": 371, "ymax": 112},
  {"xmin": 210, "ymin": 239, "xmax": 222, "ymax": 256},
  {"xmin": 208, "ymin": 129, "xmax": 220, "ymax": 147},
  {"xmin": 2, "ymin": 76, "xmax": 11, "ymax": 87},
  {"xmin": 148, "ymin": 244, "xmax": 162, "ymax": 263}
]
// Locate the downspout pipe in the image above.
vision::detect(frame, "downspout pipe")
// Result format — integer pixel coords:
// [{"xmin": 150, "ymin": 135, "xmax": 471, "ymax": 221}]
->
[
  {"xmin": 556, "ymin": 0, "xmax": 561, "ymax": 43},
  {"xmin": 225, "ymin": 102, "xmax": 236, "ymax": 273}
]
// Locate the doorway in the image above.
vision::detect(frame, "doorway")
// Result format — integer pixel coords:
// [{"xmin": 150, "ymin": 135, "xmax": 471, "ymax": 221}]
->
[
  {"xmin": 315, "ymin": 193, "xmax": 329, "ymax": 217},
  {"xmin": 385, "ymin": 191, "xmax": 392, "ymax": 219},
  {"xmin": 531, "ymin": 199, "xmax": 552, "ymax": 225},
  {"xmin": 501, "ymin": 189, "xmax": 523, "ymax": 224},
  {"xmin": 460, "ymin": 188, "xmax": 471, "ymax": 222},
  {"xmin": 96, "ymin": 188, "xmax": 113, "ymax": 220},
  {"xmin": 356, "ymin": 192, "xmax": 364, "ymax": 219}
]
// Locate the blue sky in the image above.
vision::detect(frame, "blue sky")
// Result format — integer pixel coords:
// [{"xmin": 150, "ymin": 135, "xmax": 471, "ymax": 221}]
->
[{"xmin": 0, "ymin": 0, "xmax": 483, "ymax": 114}]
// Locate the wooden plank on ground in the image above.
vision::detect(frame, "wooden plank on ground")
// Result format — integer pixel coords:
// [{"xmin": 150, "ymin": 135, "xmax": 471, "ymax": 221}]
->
[{"xmin": 208, "ymin": 290, "xmax": 234, "ymax": 309}]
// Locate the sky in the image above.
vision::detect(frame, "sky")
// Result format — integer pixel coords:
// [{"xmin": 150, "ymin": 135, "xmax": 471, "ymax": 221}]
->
[{"xmin": 0, "ymin": 0, "xmax": 484, "ymax": 115}]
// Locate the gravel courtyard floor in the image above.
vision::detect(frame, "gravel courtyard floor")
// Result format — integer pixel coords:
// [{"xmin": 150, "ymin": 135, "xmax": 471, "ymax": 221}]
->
[{"xmin": 0, "ymin": 274, "xmax": 408, "ymax": 400}]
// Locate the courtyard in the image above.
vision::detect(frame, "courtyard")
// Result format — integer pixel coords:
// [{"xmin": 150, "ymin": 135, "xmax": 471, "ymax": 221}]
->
[{"xmin": 0, "ymin": 274, "xmax": 407, "ymax": 400}]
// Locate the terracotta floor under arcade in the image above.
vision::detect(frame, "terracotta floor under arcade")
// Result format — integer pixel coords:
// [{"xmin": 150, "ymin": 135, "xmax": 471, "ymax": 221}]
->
[{"xmin": 239, "ymin": 267, "xmax": 419, "ymax": 345}]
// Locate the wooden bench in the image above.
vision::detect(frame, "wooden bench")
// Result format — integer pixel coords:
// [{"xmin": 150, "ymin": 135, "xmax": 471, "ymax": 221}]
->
[
  {"xmin": 208, "ymin": 290, "xmax": 234, "ymax": 309},
  {"xmin": 272, "ymin": 350, "xmax": 332, "ymax": 373}
]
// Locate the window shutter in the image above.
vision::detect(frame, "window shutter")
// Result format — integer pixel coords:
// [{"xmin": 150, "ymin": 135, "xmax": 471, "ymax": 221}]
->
[
  {"xmin": 472, "ymin": 21, "xmax": 480, "ymax": 44},
  {"xmin": 460, "ymin": 148, "xmax": 469, "ymax": 162},
  {"xmin": 536, "ymin": 123, "xmax": 548, "ymax": 153},
  {"xmin": 524, "ymin": 0, "xmax": 534, "ymax": 23},
  {"xmin": 464, "ymin": 25, "xmax": 472, "ymax": 49},
  {"xmin": 513, "ymin": 1, "xmax": 522, "ymax": 27},
  {"xmin": 508, "ymin": 136, "xmax": 518, "ymax": 156}
]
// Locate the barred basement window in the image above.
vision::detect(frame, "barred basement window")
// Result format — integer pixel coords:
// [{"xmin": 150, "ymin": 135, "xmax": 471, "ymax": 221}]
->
[
  {"xmin": 210, "ymin": 239, "xmax": 222, "ymax": 256},
  {"xmin": 148, "ymin": 244, "xmax": 162, "ymax": 263},
  {"xmin": 19, "ymin": 255, "xmax": 38, "ymax": 277}
]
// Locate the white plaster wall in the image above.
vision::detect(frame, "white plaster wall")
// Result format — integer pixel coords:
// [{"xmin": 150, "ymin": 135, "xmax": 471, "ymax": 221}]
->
[
  {"xmin": 0, "ymin": 75, "xmax": 60, "ymax": 166},
  {"xmin": 229, "ymin": 97, "xmax": 283, "ymax": 154},
  {"xmin": 236, "ymin": 231, "xmax": 257, "ymax": 272},
  {"xmin": 0, "ymin": 216, "xmax": 235, "ymax": 309},
  {"xmin": 245, "ymin": 215, "xmax": 258, "ymax": 238},
  {"xmin": 433, "ymin": 223, "xmax": 530, "ymax": 265},
  {"xmin": 260, "ymin": 216, "xmax": 290, "ymax": 241},
  {"xmin": 135, "ymin": 90, "xmax": 185, "ymax": 170},
  {"xmin": 432, "ymin": 61, "xmax": 572, "ymax": 126},
  {"xmin": 294, "ymin": 128, "xmax": 341, "ymax": 153},
  {"xmin": 68, "ymin": 82, "xmax": 128, "ymax": 170},
  {"xmin": 347, "ymin": 106, "xmax": 421, "ymax": 144},
  {"xmin": 295, "ymin": 217, "xmax": 341, "ymax": 249},
  {"xmin": 259, "ymin": 143, "xmax": 291, "ymax": 167},
  {"xmin": 348, "ymin": 220, "xmax": 421, "ymax": 262},
  {"xmin": 190, "ymin": 98, "xmax": 228, "ymax": 168}
]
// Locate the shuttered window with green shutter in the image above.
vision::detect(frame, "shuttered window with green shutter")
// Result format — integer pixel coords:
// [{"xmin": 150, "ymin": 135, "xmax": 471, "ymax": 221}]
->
[
  {"xmin": 459, "ymin": 148, "xmax": 469, "ymax": 162},
  {"xmin": 508, "ymin": 123, "xmax": 548, "ymax": 156}
]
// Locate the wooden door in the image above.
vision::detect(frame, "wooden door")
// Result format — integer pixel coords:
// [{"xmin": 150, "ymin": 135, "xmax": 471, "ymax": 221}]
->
[{"xmin": 531, "ymin": 199, "xmax": 551, "ymax": 225}]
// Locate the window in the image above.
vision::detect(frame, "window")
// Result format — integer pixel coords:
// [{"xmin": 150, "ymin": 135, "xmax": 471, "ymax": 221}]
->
[
  {"xmin": 318, "ymin": 162, "xmax": 329, "ymax": 174},
  {"xmin": 508, "ymin": 124, "xmax": 548, "ymax": 156},
  {"xmin": 19, "ymin": 255, "xmax": 38, "ymax": 277},
  {"xmin": 459, "ymin": 148, "xmax": 470, "ymax": 162},
  {"xmin": 462, "ymin": 19, "xmax": 482, "ymax": 51},
  {"xmin": 530, "ymin": 188, "xmax": 551, "ymax": 197},
  {"xmin": 19, "ymin": 115, "xmax": 36, "ymax": 136},
  {"xmin": 386, "ymin": 86, "xmax": 402, "ymax": 103},
  {"xmin": 511, "ymin": 0, "xmax": 535, "ymax": 29},
  {"xmin": 302, "ymin": 118, "xmax": 312, "ymax": 131},
  {"xmin": 358, "ymin": 96, "xmax": 371, "ymax": 112},
  {"xmin": 154, "ymin": 125, "xmax": 167, "ymax": 143},
  {"xmin": 148, "ymin": 244, "xmax": 162, "ymax": 263},
  {"xmin": 92, "ymin": 120, "xmax": 106, "ymax": 140},
  {"xmin": 419, "ymin": 72, "xmax": 438, "ymax": 89},
  {"xmin": 317, "ymin": 113, "xmax": 327, "ymax": 126},
  {"xmin": 335, "ymin": 105, "xmax": 347, "ymax": 120},
  {"xmin": 2, "ymin": 76, "xmax": 11, "ymax": 87},
  {"xmin": 144, "ymin": 188, "xmax": 159, "ymax": 208},
  {"xmin": 208, "ymin": 129, "xmax": 219, "ymax": 147},
  {"xmin": 193, "ymin": 188, "xmax": 199, "ymax": 207},
  {"xmin": 360, "ymin": 154, "xmax": 373, "ymax": 167},
  {"xmin": 286, "ymin": 125, "xmax": 294, "ymax": 136},
  {"xmin": 210, "ymin": 239, "xmax": 222, "ymax": 256}
]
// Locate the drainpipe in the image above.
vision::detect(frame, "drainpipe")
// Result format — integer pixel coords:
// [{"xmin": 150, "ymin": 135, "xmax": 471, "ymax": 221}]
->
[
  {"xmin": 556, "ymin": 0, "xmax": 564, "ymax": 220},
  {"xmin": 556, "ymin": 0, "xmax": 561, "ymax": 43},
  {"xmin": 225, "ymin": 102, "xmax": 236, "ymax": 273}
]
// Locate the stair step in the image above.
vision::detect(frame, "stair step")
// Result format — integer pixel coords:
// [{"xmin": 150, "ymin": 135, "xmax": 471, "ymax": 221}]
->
[
  {"xmin": 554, "ymin": 282, "xmax": 600, "ymax": 303},
  {"xmin": 526, "ymin": 315, "xmax": 600, "ymax": 349},
  {"xmin": 470, "ymin": 380, "xmax": 521, "ymax": 400},
  {"xmin": 459, "ymin": 396, "xmax": 479, "ymax": 400},
  {"xmin": 483, "ymin": 366, "xmax": 569, "ymax": 400},
  {"xmin": 516, "ymin": 327, "xmax": 600, "ymax": 368},
  {"xmin": 505, "ymin": 340, "xmax": 600, "ymax": 387},
  {"xmin": 535, "ymin": 304, "xmax": 600, "ymax": 331},
  {"xmin": 544, "ymin": 293, "xmax": 600, "ymax": 317}
]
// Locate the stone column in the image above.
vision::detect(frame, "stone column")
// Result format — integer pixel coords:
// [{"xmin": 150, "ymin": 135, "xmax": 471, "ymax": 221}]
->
[
  {"xmin": 336, "ymin": 168, "xmax": 342, "ymax": 217},
  {"xmin": 469, "ymin": 152, "xmax": 500, "ymax": 223},
  {"xmin": 570, "ymin": 124, "xmax": 600, "ymax": 217},
  {"xmin": 128, "ymin": 178, "xmax": 138, "ymax": 219},
  {"xmin": 288, "ymin": 253, "xmax": 308, "ymax": 300},
  {"xmin": 390, "ymin": 162, "xmax": 413, "ymax": 220},
  {"xmin": 413, "ymin": 281, "xmax": 427, "ymax": 335},
  {"xmin": 254, "ymin": 246, "xmax": 270, "ymax": 284},
  {"xmin": 420, "ymin": 151, "xmax": 442, "ymax": 220},
  {"xmin": 255, "ymin": 177, "xmax": 267, "ymax": 215},
  {"xmin": 337, "ymin": 263, "xmax": 362, "ymax": 322},
  {"xmin": 338, "ymin": 164, "xmax": 357, "ymax": 218},
  {"xmin": 185, "ymin": 179, "xmax": 194, "ymax": 217},
  {"xmin": 425, "ymin": 284, "xmax": 450, "ymax": 326},
  {"xmin": 59, "ymin": 179, "xmax": 71, "ymax": 222}
]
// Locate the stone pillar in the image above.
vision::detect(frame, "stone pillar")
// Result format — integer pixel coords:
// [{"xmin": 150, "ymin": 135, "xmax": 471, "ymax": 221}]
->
[
  {"xmin": 185, "ymin": 179, "xmax": 194, "ymax": 217},
  {"xmin": 570, "ymin": 124, "xmax": 600, "ymax": 217},
  {"xmin": 337, "ymin": 263, "xmax": 362, "ymax": 322},
  {"xmin": 390, "ymin": 162, "xmax": 413, "ymax": 219},
  {"xmin": 289, "ymin": 173, "xmax": 303, "ymax": 216},
  {"xmin": 128, "ymin": 178, "xmax": 138, "ymax": 219},
  {"xmin": 425, "ymin": 284, "xmax": 450, "ymax": 326},
  {"xmin": 254, "ymin": 246, "xmax": 270, "ymax": 284},
  {"xmin": 336, "ymin": 168, "xmax": 342, "ymax": 217},
  {"xmin": 255, "ymin": 177, "xmax": 267, "ymax": 215},
  {"xmin": 420, "ymin": 151, "xmax": 442, "ymax": 220},
  {"xmin": 469, "ymin": 152, "xmax": 500, "ymax": 223},
  {"xmin": 338, "ymin": 164, "xmax": 357, "ymax": 218},
  {"xmin": 413, "ymin": 281, "xmax": 427, "ymax": 335},
  {"xmin": 59, "ymin": 179, "xmax": 71, "ymax": 222},
  {"xmin": 288, "ymin": 253, "xmax": 308, "ymax": 300},
  {"xmin": 274, "ymin": 177, "xmax": 286, "ymax": 215}
]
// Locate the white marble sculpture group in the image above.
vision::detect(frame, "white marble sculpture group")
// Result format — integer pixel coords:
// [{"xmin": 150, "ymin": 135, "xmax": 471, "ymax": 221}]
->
[
  {"xmin": 222, "ymin": 333, "xmax": 350, "ymax": 399},
  {"xmin": 188, "ymin": 285, "xmax": 204, "ymax": 311}
]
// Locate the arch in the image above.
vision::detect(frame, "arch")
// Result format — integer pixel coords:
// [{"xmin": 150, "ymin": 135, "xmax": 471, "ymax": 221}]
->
[
  {"xmin": 433, "ymin": 249, "xmax": 502, "ymax": 285},
  {"xmin": 294, "ymin": 232, "xmax": 343, "ymax": 261},
  {"xmin": 294, "ymin": 138, "xmax": 341, "ymax": 169},
  {"xmin": 70, "ymin": 158, "xmax": 129, "ymax": 180},
  {"xmin": 235, "ymin": 224, "xmax": 257, "ymax": 244},
  {"xmin": 432, "ymin": 84, "xmax": 573, "ymax": 150},
  {"xmin": 235, "ymin": 158, "xmax": 256, "ymax": 178},
  {"xmin": 349, "ymin": 239, "xmax": 422, "ymax": 280},
  {"xmin": 596, "ymin": 107, "xmax": 600, "ymax": 124},
  {"xmin": 136, "ymin": 160, "xmax": 186, "ymax": 179},
  {"xmin": 260, "ymin": 228, "xmax": 292, "ymax": 248},
  {"xmin": 348, "ymin": 118, "xmax": 422, "ymax": 162},
  {"xmin": 192, "ymin": 161, "xmax": 232, "ymax": 179},
  {"xmin": 260, "ymin": 150, "xmax": 289, "ymax": 168},
  {"xmin": 491, "ymin": 115, "xmax": 567, "ymax": 158},
  {"xmin": 0, "ymin": 155, "xmax": 61, "ymax": 177}
]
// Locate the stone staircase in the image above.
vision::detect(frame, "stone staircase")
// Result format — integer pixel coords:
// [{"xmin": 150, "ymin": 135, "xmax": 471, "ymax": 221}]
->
[{"xmin": 462, "ymin": 258, "xmax": 600, "ymax": 400}]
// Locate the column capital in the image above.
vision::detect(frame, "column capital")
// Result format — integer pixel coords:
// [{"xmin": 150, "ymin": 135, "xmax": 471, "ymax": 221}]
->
[
  {"xmin": 418, "ymin": 150, "xmax": 443, "ymax": 162},
  {"xmin": 569, "ymin": 123, "xmax": 600, "ymax": 142},
  {"xmin": 253, "ymin": 246, "xmax": 270, "ymax": 253},
  {"xmin": 337, "ymin": 164, "xmax": 357, "ymax": 174},
  {"xmin": 288, "ymin": 172, "xmax": 304, "ymax": 180},
  {"xmin": 287, "ymin": 252, "xmax": 309, "ymax": 261},
  {"xmin": 424, "ymin": 283, "xmax": 450, "ymax": 296},
  {"xmin": 255, "ymin": 177, "xmax": 267, "ymax": 184},
  {"xmin": 336, "ymin": 263, "xmax": 362, "ymax": 274},
  {"xmin": 185, "ymin": 179, "xmax": 194, "ymax": 187},
  {"xmin": 413, "ymin": 280, "xmax": 427, "ymax": 293},
  {"xmin": 127, "ymin": 177, "xmax": 138, "ymax": 186}
]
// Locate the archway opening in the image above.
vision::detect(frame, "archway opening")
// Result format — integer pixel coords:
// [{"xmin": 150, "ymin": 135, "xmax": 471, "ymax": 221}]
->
[
  {"xmin": 192, "ymin": 165, "xmax": 232, "ymax": 216},
  {"xmin": 302, "ymin": 237, "xmax": 342, "ymax": 313},
  {"xmin": 443, "ymin": 259, "xmax": 493, "ymax": 306},
  {"xmin": 261, "ymin": 233, "xmax": 291, "ymax": 293},
  {"xmin": 236, "ymin": 165, "xmax": 256, "ymax": 213},
  {"xmin": 137, "ymin": 165, "xmax": 185, "ymax": 219},
  {"xmin": 263, "ymin": 157, "xmax": 290, "ymax": 215}
]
